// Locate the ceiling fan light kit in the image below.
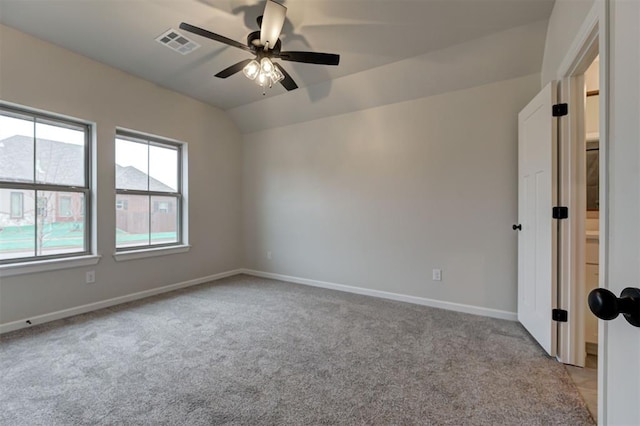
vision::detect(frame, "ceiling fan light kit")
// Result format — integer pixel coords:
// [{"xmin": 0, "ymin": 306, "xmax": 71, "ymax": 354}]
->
[
  {"xmin": 241, "ymin": 57, "xmax": 284, "ymax": 92},
  {"xmin": 179, "ymin": 0, "xmax": 339, "ymax": 93}
]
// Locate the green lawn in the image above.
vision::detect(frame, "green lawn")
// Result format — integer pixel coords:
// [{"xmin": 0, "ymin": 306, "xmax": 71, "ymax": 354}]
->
[
  {"xmin": 0, "ymin": 222, "xmax": 84, "ymax": 250},
  {"xmin": 1, "ymin": 223, "xmax": 176, "ymax": 251}
]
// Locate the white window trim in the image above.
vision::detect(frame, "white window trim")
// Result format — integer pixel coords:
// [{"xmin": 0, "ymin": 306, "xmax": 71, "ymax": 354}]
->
[
  {"xmin": 0, "ymin": 254, "xmax": 101, "ymax": 277},
  {"xmin": 113, "ymin": 244, "xmax": 190, "ymax": 262}
]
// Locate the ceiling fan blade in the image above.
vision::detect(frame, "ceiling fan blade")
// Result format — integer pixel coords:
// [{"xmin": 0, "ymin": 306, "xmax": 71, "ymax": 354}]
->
[
  {"xmin": 260, "ymin": 0, "xmax": 286, "ymax": 48},
  {"xmin": 276, "ymin": 51, "xmax": 340, "ymax": 66},
  {"xmin": 274, "ymin": 63, "xmax": 298, "ymax": 91},
  {"xmin": 179, "ymin": 22, "xmax": 251, "ymax": 52},
  {"xmin": 215, "ymin": 59, "xmax": 254, "ymax": 78}
]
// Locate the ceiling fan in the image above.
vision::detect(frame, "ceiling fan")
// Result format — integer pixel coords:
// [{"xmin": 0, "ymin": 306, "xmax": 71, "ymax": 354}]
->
[{"xmin": 180, "ymin": 0, "xmax": 340, "ymax": 92}]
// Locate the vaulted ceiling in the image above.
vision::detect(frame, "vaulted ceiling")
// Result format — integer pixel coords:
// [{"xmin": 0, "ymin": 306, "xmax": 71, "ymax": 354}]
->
[{"xmin": 0, "ymin": 0, "xmax": 554, "ymax": 117}]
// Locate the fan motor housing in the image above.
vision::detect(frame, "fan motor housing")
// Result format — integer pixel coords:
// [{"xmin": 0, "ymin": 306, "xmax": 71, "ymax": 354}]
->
[{"xmin": 247, "ymin": 31, "xmax": 281, "ymax": 53}]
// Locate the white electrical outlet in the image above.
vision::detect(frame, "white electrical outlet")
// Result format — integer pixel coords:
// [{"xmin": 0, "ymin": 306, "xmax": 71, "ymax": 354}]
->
[
  {"xmin": 432, "ymin": 269, "xmax": 442, "ymax": 281},
  {"xmin": 267, "ymin": 251, "xmax": 272, "ymax": 260},
  {"xmin": 86, "ymin": 270, "xmax": 96, "ymax": 284}
]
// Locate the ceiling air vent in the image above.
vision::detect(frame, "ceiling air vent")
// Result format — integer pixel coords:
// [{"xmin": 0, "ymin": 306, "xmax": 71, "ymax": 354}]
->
[{"xmin": 156, "ymin": 29, "xmax": 200, "ymax": 55}]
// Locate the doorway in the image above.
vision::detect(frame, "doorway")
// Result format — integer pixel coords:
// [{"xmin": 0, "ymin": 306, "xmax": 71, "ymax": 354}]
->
[
  {"xmin": 583, "ymin": 57, "xmax": 600, "ymax": 369},
  {"xmin": 564, "ymin": 55, "xmax": 599, "ymax": 420}
]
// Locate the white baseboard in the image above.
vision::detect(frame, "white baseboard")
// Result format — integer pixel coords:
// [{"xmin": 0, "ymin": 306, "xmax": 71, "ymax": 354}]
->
[
  {"xmin": 242, "ymin": 269, "xmax": 517, "ymax": 321},
  {"xmin": 0, "ymin": 269, "xmax": 244, "ymax": 334},
  {"xmin": 1, "ymin": 268, "xmax": 517, "ymax": 334}
]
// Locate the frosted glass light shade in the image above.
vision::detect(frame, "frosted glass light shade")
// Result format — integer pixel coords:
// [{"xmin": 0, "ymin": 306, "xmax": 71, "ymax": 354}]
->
[
  {"xmin": 270, "ymin": 66, "xmax": 284, "ymax": 84},
  {"xmin": 242, "ymin": 60, "xmax": 260, "ymax": 80},
  {"xmin": 260, "ymin": 57, "xmax": 274, "ymax": 74},
  {"xmin": 255, "ymin": 71, "xmax": 269, "ymax": 87}
]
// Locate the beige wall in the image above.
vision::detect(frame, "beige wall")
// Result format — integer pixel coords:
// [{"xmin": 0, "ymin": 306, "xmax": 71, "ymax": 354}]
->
[
  {"xmin": 0, "ymin": 24, "xmax": 243, "ymax": 324},
  {"xmin": 541, "ymin": 0, "xmax": 596, "ymax": 85},
  {"xmin": 585, "ymin": 57, "xmax": 600, "ymax": 136},
  {"xmin": 242, "ymin": 74, "xmax": 540, "ymax": 313}
]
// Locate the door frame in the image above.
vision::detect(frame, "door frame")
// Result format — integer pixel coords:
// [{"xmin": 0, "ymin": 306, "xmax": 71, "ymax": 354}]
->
[{"xmin": 554, "ymin": 1, "xmax": 608, "ymax": 424}]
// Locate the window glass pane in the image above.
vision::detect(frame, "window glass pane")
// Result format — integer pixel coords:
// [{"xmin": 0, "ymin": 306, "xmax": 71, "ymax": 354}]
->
[
  {"xmin": 149, "ymin": 144, "xmax": 178, "ymax": 192},
  {"xmin": 150, "ymin": 195, "xmax": 178, "ymax": 245},
  {"xmin": 35, "ymin": 191, "xmax": 86, "ymax": 256},
  {"xmin": 0, "ymin": 188, "xmax": 35, "ymax": 260},
  {"xmin": 0, "ymin": 114, "xmax": 34, "ymax": 183},
  {"xmin": 35, "ymin": 121, "xmax": 85, "ymax": 186},
  {"xmin": 116, "ymin": 138, "xmax": 148, "ymax": 191},
  {"xmin": 116, "ymin": 194, "xmax": 150, "ymax": 248}
]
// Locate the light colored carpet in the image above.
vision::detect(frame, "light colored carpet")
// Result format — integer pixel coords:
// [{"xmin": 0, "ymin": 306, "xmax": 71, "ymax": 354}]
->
[{"xmin": 0, "ymin": 275, "xmax": 594, "ymax": 425}]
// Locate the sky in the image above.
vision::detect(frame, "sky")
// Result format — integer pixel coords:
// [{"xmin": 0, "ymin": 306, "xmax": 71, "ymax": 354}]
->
[
  {"xmin": 116, "ymin": 138, "xmax": 178, "ymax": 191},
  {"xmin": 0, "ymin": 115, "xmax": 84, "ymax": 145}
]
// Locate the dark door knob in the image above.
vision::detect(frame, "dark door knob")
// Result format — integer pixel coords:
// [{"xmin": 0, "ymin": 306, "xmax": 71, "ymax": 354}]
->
[
  {"xmin": 588, "ymin": 287, "xmax": 640, "ymax": 328},
  {"xmin": 512, "ymin": 224, "xmax": 522, "ymax": 231}
]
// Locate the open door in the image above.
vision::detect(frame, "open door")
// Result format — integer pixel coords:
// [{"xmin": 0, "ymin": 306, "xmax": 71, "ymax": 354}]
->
[
  {"xmin": 517, "ymin": 82, "xmax": 558, "ymax": 356},
  {"xmin": 598, "ymin": 1, "xmax": 640, "ymax": 423}
]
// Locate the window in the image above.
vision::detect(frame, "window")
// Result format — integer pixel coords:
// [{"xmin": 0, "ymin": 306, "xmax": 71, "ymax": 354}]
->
[
  {"xmin": 10, "ymin": 192, "xmax": 23, "ymax": 218},
  {"xmin": 153, "ymin": 201, "xmax": 170, "ymax": 213},
  {"xmin": 58, "ymin": 195, "xmax": 73, "ymax": 217},
  {"xmin": 115, "ymin": 130, "xmax": 183, "ymax": 250},
  {"xmin": 0, "ymin": 105, "xmax": 91, "ymax": 263}
]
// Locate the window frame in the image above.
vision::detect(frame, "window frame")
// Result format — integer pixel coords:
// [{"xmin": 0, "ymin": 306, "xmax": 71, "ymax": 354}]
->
[
  {"xmin": 115, "ymin": 130, "xmax": 184, "ymax": 252},
  {"xmin": 0, "ymin": 104, "xmax": 92, "ymax": 265}
]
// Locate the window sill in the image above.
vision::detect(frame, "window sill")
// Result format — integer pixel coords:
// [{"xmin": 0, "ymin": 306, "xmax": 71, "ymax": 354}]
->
[
  {"xmin": 0, "ymin": 254, "xmax": 102, "ymax": 277},
  {"xmin": 113, "ymin": 245, "xmax": 190, "ymax": 262}
]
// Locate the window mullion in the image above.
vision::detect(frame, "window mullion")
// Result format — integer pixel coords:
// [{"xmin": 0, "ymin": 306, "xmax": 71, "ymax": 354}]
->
[
  {"xmin": 147, "ymin": 194, "xmax": 151, "ymax": 246},
  {"xmin": 177, "ymin": 195, "xmax": 181, "ymax": 244},
  {"xmin": 146, "ymin": 141, "xmax": 150, "ymax": 194},
  {"xmin": 116, "ymin": 189, "xmax": 179, "ymax": 197},
  {"xmin": 34, "ymin": 189, "xmax": 39, "ymax": 257},
  {"xmin": 32, "ymin": 118, "xmax": 36, "ymax": 183},
  {"xmin": 0, "ymin": 182, "xmax": 89, "ymax": 192},
  {"xmin": 147, "ymin": 141, "xmax": 151, "ymax": 247}
]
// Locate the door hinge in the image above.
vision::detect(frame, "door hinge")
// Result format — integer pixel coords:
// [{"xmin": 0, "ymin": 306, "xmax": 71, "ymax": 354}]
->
[
  {"xmin": 552, "ymin": 309, "xmax": 568, "ymax": 322},
  {"xmin": 552, "ymin": 103, "xmax": 568, "ymax": 117},
  {"xmin": 552, "ymin": 206, "xmax": 569, "ymax": 219}
]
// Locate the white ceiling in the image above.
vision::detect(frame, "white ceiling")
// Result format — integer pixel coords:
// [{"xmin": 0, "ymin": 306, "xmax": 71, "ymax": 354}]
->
[{"xmin": 0, "ymin": 0, "xmax": 554, "ymax": 112}]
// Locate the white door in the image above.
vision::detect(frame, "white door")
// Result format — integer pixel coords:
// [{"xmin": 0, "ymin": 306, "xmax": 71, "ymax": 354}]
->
[
  {"xmin": 517, "ymin": 82, "xmax": 557, "ymax": 356},
  {"xmin": 601, "ymin": 1, "xmax": 640, "ymax": 424}
]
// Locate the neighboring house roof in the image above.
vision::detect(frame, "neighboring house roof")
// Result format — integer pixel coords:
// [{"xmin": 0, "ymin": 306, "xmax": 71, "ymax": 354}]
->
[
  {"xmin": 116, "ymin": 164, "xmax": 175, "ymax": 193},
  {"xmin": 0, "ymin": 135, "xmax": 175, "ymax": 192},
  {"xmin": 0, "ymin": 135, "xmax": 84, "ymax": 185}
]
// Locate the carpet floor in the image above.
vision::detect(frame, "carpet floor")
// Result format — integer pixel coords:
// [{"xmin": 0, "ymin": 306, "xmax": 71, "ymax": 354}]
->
[{"xmin": 0, "ymin": 275, "xmax": 594, "ymax": 425}]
